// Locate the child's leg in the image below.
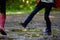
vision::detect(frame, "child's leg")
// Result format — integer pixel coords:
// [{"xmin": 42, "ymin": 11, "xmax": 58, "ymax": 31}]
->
[
  {"xmin": 0, "ymin": 0, "xmax": 6, "ymax": 30},
  {"xmin": 0, "ymin": 0, "xmax": 7, "ymax": 35},
  {"xmin": 44, "ymin": 3, "xmax": 52, "ymax": 35},
  {"xmin": 23, "ymin": 3, "xmax": 44, "ymax": 26}
]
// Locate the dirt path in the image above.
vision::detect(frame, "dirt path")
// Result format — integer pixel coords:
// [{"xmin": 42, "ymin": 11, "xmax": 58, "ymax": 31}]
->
[{"xmin": 1, "ymin": 11, "xmax": 60, "ymax": 40}]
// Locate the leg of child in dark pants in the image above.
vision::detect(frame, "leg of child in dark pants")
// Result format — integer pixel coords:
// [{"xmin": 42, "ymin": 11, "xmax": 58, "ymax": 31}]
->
[
  {"xmin": 44, "ymin": 3, "xmax": 53, "ymax": 35},
  {"xmin": 20, "ymin": 2, "xmax": 45, "ymax": 28}
]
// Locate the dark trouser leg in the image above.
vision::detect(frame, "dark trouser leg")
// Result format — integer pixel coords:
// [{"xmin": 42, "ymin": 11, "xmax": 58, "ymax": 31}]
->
[
  {"xmin": 0, "ymin": 0, "xmax": 6, "ymax": 14},
  {"xmin": 23, "ymin": 2, "xmax": 44, "ymax": 26},
  {"xmin": 44, "ymin": 4, "xmax": 52, "ymax": 34}
]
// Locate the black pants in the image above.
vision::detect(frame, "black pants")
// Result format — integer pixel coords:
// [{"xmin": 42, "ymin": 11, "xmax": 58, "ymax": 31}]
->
[
  {"xmin": 23, "ymin": 2, "xmax": 53, "ymax": 32},
  {"xmin": 0, "ymin": 0, "xmax": 6, "ymax": 14}
]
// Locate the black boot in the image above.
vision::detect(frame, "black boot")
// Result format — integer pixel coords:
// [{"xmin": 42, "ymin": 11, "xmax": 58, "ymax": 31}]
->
[{"xmin": 19, "ymin": 23, "xmax": 27, "ymax": 28}]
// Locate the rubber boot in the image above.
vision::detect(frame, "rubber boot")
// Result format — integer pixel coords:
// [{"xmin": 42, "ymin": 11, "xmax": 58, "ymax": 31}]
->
[{"xmin": 0, "ymin": 14, "xmax": 7, "ymax": 35}]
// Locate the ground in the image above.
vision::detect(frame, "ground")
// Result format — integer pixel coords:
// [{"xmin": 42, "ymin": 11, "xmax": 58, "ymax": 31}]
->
[{"xmin": 0, "ymin": 11, "xmax": 60, "ymax": 40}]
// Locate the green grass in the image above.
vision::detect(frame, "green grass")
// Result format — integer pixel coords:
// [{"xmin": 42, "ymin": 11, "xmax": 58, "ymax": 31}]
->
[
  {"xmin": 6, "ymin": 8, "xmax": 60, "ymax": 14},
  {"xmin": 6, "ymin": 9, "xmax": 44, "ymax": 14}
]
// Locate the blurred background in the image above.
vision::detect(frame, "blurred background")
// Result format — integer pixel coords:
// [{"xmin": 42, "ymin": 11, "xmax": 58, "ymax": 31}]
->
[
  {"xmin": 6, "ymin": 0, "xmax": 36, "ymax": 14},
  {"xmin": 6, "ymin": 0, "xmax": 60, "ymax": 14}
]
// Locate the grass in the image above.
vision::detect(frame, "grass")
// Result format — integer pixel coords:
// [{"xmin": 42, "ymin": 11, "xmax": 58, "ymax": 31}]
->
[
  {"xmin": 6, "ymin": 8, "xmax": 45, "ymax": 14},
  {"xmin": 6, "ymin": 8, "xmax": 60, "ymax": 15}
]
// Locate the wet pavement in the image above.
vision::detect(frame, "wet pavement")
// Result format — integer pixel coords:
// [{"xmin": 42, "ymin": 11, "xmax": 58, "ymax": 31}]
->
[{"xmin": 0, "ymin": 12, "xmax": 60, "ymax": 40}]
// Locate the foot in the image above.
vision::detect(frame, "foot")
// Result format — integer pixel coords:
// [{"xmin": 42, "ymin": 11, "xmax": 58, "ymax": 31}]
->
[
  {"xmin": 43, "ymin": 29, "xmax": 51, "ymax": 35},
  {"xmin": 19, "ymin": 23, "xmax": 26, "ymax": 28},
  {"xmin": 0, "ymin": 29, "xmax": 7, "ymax": 35},
  {"xmin": 43, "ymin": 32, "xmax": 51, "ymax": 35},
  {"xmin": 46, "ymin": 30, "xmax": 51, "ymax": 35}
]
